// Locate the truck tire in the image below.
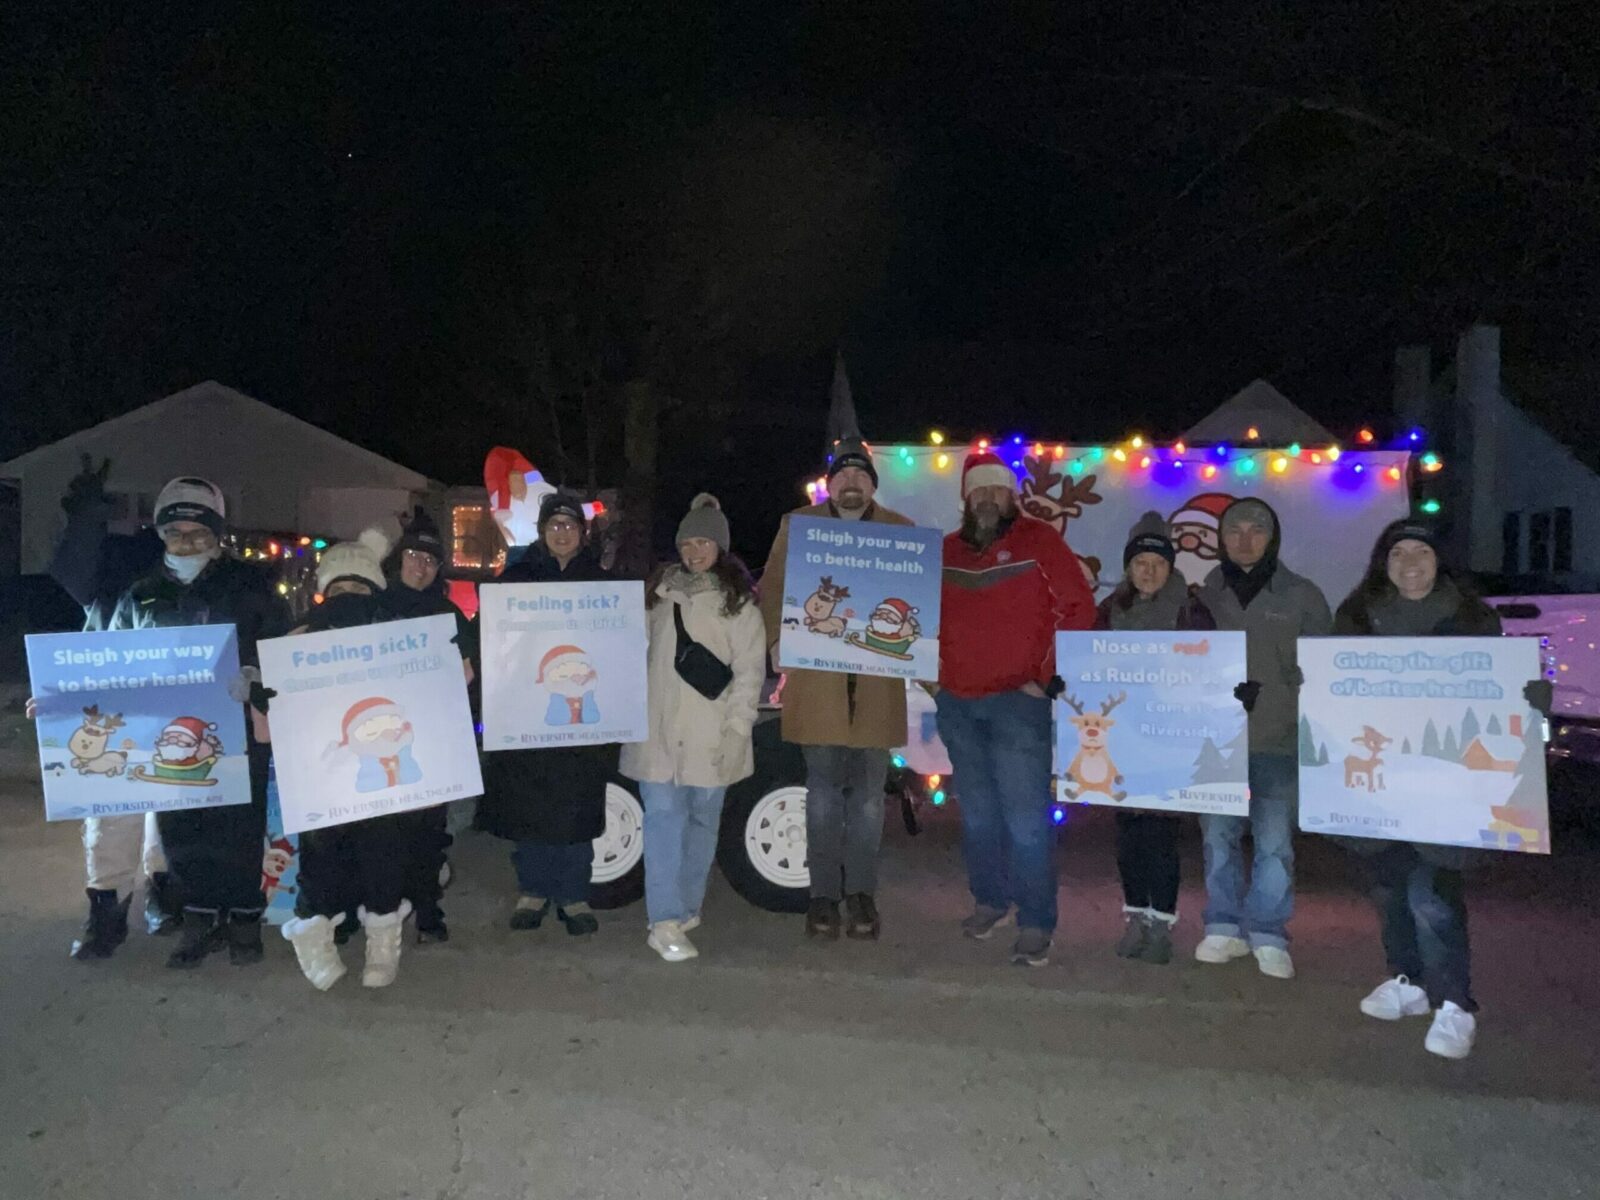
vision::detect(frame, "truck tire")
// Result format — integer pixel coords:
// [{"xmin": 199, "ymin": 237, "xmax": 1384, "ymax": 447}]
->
[
  {"xmin": 715, "ymin": 719, "xmax": 811, "ymax": 913},
  {"xmin": 588, "ymin": 781, "xmax": 646, "ymax": 910}
]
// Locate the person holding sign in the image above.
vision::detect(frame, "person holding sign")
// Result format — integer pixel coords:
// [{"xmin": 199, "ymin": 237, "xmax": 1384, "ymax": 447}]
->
[
  {"xmin": 1193, "ymin": 498, "xmax": 1331, "ymax": 979},
  {"xmin": 1330, "ymin": 519, "xmax": 1549, "ymax": 1059},
  {"xmin": 478, "ymin": 493, "xmax": 616, "ymax": 938},
  {"xmin": 936, "ymin": 451, "xmax": 1096, "ymax": 968},
  {"xmin": 277, "ymin": 529, "xmax": 440, "ymax": 990},
  {"xmin": 758, "ymin": 436, "xmax": 914, "ymax": 941},
  {"xmin": 381, "ymin": 507, "xmax": 477, "ymax": 944},
  {"xmin": 621, "ymin": 495, "xmax": 766, "ymax": 963},
  {"xmin": 1091, "ymin": 512, "xmax": 1217, "ymax": 965},
  {"xmin": 87, "ymin": 477, "xmax": 285, "ymax": 968}
]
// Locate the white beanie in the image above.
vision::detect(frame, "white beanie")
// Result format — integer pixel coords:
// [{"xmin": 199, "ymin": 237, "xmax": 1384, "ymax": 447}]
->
[
  {"xmin": 154, "ymin": 477, "xmax": 226, "ymax": 536},
  {"xmin": 316, "ymin": 528, "xmax": 391, "ymax": 594}
]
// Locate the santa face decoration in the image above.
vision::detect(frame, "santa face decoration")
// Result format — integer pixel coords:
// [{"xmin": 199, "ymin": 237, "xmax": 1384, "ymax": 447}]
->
[
  {"xmin": 154, "ymin": 718, "xmax": 220, "ymax": 765},
  {"xmin": 335, "ymin": 697, "xmax": 424, "ymax": 793},
  {"xmin": 1168, "ymin": 492, "xmax": 1236, "ymax": 585},
  {"xmin": 846, "ymin": 597, "xmax": 921, "ymax": 660}
]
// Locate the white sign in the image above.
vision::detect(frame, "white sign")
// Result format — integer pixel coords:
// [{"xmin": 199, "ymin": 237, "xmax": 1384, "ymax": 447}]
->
[
  {"xmin": 1297, "ymin": 637, "xmax": 1550, "ymax": 853},
  {"xmin": 258, "ymin": 614, "xmax": 482, "ymax": 835},
  {"xmin": 479, "ymin": 581, "xmax": 648, "ymax": 750}
]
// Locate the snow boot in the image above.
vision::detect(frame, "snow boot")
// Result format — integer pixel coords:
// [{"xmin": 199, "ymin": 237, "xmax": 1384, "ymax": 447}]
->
[
  {"xmin": 143, "ymin": 871, "xmax": 183, "ymax": 936},
  {"xmin": 413, "ymin": 897, "xmax": 449, "ymax": 944},
  {"xmin": 225, "ymin": 907, "xmax": 265, "ymax": 966},
  {"xmin": 71, "ymin": 888, "xmax": 131, "ymax": 960},
  {"xmin": 359, "ymin": 900, "xmax": 411, "ymax": 988},
  {"xmin": 167, "ymin": 906, "xmax": 228, "ymax": 969},
  {"xmin": 281, "ymin": 913, "xmax": 347, "ymax": 991}
]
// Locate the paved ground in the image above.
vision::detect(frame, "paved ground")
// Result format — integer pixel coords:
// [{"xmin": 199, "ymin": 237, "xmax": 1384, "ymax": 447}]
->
[{"xmin": 1, "ymin": 734, "xmax": 1597, "ymax": 1200}]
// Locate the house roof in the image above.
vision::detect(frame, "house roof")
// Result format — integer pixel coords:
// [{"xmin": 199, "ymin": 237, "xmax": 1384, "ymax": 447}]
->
[
  {"xmin": 0, "ymin": 381, "xmax": 434, "ymax": 487},
  {"xmin": 1464, "ymin": 734, "xmax": 1523, "ymax": 762},
  {"xmin": 1183, "ymin": 380, "xmax": 1337, "ymax": 445}
]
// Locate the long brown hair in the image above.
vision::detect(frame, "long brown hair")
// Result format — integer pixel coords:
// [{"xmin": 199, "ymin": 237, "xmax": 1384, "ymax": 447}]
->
[
  {"xmin": 646, "ymin": 552, "xmax": 757, "ymax": 617},
  {"xmin": 1335, "ymin": 520, "xmax": 1489, "ymax": 634}
]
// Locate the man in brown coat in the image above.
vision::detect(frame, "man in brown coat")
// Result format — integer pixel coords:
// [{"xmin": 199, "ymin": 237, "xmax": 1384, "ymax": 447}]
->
[{"xmin": 759, "ymin": 436, "xmax": 913, "ymax": 941}]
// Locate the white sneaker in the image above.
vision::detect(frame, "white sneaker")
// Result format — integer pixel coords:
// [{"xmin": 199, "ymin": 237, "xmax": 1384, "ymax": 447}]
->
[
  {"xmin": 647, "ymin": 920, "xmax": 698, "ymax": 963},
  {"xmin": 681, "ymin": 913, "xmax": 701, "ymax": 933},
  {"xmin": 1424, "ymin": 1002, "xmax": 1477, "ymax": 1060},
  {"xmin": 1194, "ymin": 934, "xmax": 1251, "ymax": 964},
  {"xmin": 1360, "ymin": 975, "xmax": 1431, "ymax": 1021},
  {"xmin": 1253, "ymin": 945, "xmax": 1295, "ymax": 979}
]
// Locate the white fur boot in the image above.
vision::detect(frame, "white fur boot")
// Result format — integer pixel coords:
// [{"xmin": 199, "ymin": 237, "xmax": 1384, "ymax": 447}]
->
[
  {"xmin": 358, "ymin": 900, "xmax": 411, "ymax": 988},
  {"xmin": 281, "ymin": 913, "xmax": 346, "ymax": 991}
]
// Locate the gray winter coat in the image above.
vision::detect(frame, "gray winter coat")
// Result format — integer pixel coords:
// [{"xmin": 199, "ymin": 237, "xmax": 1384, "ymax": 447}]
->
[{"xmin": 1199, "ymin": 562, "xmax": 1332, "ymax": 756}]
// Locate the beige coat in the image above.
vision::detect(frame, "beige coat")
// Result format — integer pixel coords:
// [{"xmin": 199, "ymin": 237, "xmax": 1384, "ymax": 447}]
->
[
  {"xmin": 758, "ymin": 501, "xmax": 913, "ymax": 748},
  {"xmin": 619, "ymin": 572, "xmax": 768, "ymax": 788}
]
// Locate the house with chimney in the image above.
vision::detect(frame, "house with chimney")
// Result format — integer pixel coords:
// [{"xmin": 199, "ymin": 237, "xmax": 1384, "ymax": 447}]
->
[{"xmin": 1392, "ymin": 324, "xmax": 1600, "ymax": 590}]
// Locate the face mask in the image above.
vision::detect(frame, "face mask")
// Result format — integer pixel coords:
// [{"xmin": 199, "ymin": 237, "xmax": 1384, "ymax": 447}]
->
[
  {"xmin": 164, "ymin": 549, "xmax": 217, "ymax": 584},
  {"xmin": 320, "ymin": 592, "xmax": 378, "ymax": 628}
]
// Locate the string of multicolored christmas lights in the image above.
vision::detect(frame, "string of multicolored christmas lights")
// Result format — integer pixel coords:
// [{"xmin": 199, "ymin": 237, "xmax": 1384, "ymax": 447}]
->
[{"xmin": 807, "ymin": 424, "xmax": 1445, "ymax": 515}]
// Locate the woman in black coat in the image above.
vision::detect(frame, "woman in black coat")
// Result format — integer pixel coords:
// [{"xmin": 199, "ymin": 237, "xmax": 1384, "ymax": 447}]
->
[
  {"xmin": 476, "ymin": 494, "xmax": 614, "ymax": 936},
  {"xmin": 1333, "ymin": 519, "xmax": 1549, "ymax": 1061}
]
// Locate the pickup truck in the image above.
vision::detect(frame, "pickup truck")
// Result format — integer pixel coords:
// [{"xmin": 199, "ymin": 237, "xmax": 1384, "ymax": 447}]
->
[{"xmin": 1488, "ymin": 594, "xmax": 1600, "ymax": 833}]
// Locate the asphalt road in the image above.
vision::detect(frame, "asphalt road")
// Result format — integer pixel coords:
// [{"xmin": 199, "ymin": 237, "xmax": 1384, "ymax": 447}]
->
[{"xmin": 1, "ymin": 757, "xmax": 1596, "ymax": 1200}]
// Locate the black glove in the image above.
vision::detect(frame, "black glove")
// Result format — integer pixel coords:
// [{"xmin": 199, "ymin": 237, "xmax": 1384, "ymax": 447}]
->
[
  {"xmin": 1523, "ymin": 679, "xmax": 1553, "ymax": 717},
  {"xmin": 249, "ymin": 682, "xmax": 278, "ymax": 714},
  {"xmin": 1044, "ymin": 675, "xmax": 1066, "ymax": 701},
  {"xmin": 1234, "ymin": 681, "xmax": 1262, "ymax": 713}
]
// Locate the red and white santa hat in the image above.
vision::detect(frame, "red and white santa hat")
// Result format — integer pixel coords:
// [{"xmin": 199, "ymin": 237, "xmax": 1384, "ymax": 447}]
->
[
  {"xmin": 961, "ymin": 451, "xmax": 1019, "ymax": 498},
  {"xmin": 1169, "ymin": 491, "xmax": 1235, "ymax": 533},
  {"xmin": 537, "ymin": 644, "xmax": 589, "ymax": 682},
  {"xmin": 268, "ymin": 837, "xmax": 295, "ymax": 857},
  {"xmin": 338, "ymin": 696, "xmax": 402, "ymax": 745},
  {"xmin": 873, "ymin": 598, "xmax": 916, "ymax": 622},
  {"xmin": 160, "ymin": 716, "xmax": 215, "ymax": 744}
]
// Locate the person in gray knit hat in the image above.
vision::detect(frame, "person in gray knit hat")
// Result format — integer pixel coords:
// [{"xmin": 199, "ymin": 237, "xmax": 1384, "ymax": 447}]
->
[
  {"xmin": 621, "ymin": 494, "xmax": 765, "ymax": 963},
  {"xmin": 1194, "ymin": 496, "xmax": 1331, "ymax": 980}
]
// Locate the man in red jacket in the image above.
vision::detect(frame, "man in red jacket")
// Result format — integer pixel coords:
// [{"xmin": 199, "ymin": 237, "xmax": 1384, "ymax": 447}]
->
[{"xmin": 936, "ymin": 451, "xmax": 1095, "ymax": 966}]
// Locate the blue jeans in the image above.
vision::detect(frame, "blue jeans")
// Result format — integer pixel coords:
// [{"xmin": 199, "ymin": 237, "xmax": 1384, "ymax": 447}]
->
[
  {"xmin": 1369, "ymin": 844, "xmax": 1475, "ymax": 1011},
  {"xmin": 1198, "ymin": 753, "xmax": 1296, "ymax": 949},
  {"xmin": 935, "ymin": 689, "xmax": 1058, "ymax": 934},
  {"xmin": 511, "ymin": 840, "xmax": 592, "ymax": 906},
  {"xmin": 640, "ymin": 781, "xmax": 726, "ymax": 925}
]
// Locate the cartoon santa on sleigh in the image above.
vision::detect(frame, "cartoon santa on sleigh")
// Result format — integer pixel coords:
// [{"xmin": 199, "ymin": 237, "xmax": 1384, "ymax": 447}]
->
[{"xmin": 846, "ymin": 598, "xmax": 921, "ymax": 660}]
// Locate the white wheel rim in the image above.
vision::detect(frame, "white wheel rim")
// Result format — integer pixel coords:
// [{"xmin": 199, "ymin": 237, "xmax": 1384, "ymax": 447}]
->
[
  {"xmin": 591, "ymin": 783, "xmax": 645, "ymax": 884},
  {"xmin": 743, "ymin": 786, "xmax": 811, "ymax": 889}
]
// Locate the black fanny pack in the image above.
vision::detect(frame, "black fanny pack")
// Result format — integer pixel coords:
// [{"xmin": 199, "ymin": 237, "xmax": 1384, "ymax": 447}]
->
[{"xmin": 673, "ymin": 603, "xmax": 733, "ymax": 700}]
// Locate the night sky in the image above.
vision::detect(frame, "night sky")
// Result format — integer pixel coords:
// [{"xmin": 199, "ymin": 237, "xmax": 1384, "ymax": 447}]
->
[{"xmin": 4, "ymin": 3, "xmax": 1597, "ymax": 552}]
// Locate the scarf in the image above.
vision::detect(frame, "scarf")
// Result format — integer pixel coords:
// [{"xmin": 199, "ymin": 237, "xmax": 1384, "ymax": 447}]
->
[
  {"xmin": 665, "ymin": 564, "xmax": 721, "ymax": 596},
  {"xmin": 1220, "ymin": 555, "xmax": 1278, "ymax": 610},
  {"xmin": 1109, "ymin": 571, "xmax": 1191, "ymax": 631}
]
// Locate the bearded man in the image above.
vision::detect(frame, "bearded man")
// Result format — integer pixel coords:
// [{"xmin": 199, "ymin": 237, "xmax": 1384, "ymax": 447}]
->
[{"xmin": 934, "ymin": 451, "xmax": 1095, "ymax": 967}]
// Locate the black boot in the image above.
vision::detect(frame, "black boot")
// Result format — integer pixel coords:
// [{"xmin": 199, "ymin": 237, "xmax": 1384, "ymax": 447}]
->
[
  {"xmin": 805, "ymin": 898, "xmax": 841, "ymax": 940},
  {"xmin": 413, "ymin": 898, "xmax": 449, "ymax": 944},
  {"xmin": 166, "ymin": 907, "xmax": 227, "ymax": 969},
  {"xmin": 71, "ymin": 889, "xmax": 131, "ymax": 960},
  {"xmin": 143, "ymin": 872, "xmax": 183, "ymax": 936},
  {"xmin": 225, "ymin": 908, "xmax": 265, "ymax": 966},
  {"xmin": 334, "ymin": 911, "xmax": 360, "ymax": 946}
]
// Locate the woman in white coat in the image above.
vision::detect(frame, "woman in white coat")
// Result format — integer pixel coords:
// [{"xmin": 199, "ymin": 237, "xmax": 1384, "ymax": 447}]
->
[{"xmin": 621, "ymin": 494, "xmax": 766, "ymax": 962}]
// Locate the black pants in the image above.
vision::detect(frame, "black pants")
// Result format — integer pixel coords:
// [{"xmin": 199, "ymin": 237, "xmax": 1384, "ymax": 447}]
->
[
  {"xmin": 404, "ymin": 805, "xmax": 451, "ymax": 915},
  {"xmin": 1114, "ymin": 810, "xmax": 1181, "ymax": 918},
  {"xmin": 295, "ymin": 811, "xmax": 416, "ymax": 920},
  {"xmin": 1368, "ymin": 843, "xmax": 1475, "ymax": 1011},
  {"xmin": 157, "ymin": 742, "xmax": 270, "ymax": 912}
]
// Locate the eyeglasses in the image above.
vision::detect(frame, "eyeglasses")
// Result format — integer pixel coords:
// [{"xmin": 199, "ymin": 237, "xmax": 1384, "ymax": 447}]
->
[
  {"xmin": 544, "ymin": 518, "xmax": 582, "ymax": 533},
  {"xmin": 162, "ymin": 528, "xmax": 215, "ymax": 548}
]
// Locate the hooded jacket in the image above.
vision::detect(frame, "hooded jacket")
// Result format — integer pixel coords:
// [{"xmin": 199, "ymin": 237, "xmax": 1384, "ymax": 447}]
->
[{"xmin": 1197, "ymin": 498, "xmax": 1332, "ymax": 756}]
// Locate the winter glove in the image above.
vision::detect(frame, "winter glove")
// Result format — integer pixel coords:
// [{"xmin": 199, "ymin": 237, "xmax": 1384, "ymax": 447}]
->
[
  {"xmin": 249, "ymin": 682, "xmax": 277, "ymax": 714},
  {"xmin": 1523, "ymin": 679, "xmax": 1554, "ymax": 716},
  {"xmin": 227, "ymin": 667, "xmax": 260, "ymax": 704},
  {"xmin": 1044, "ymin": 675, "xmax": 1066, "ymax": 701},
  {"xmin": 1286, "ymin": 665, "xmax": 1305, "ymax": 689},
  {"xmin": 1234, "ymin": 681, "xmax": 1262, "ymax": 713}
]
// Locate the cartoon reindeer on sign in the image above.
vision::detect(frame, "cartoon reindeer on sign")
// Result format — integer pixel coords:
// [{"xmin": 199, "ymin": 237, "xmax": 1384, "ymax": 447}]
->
[
  {"xmin": 802, "ymin": 576, "xmax": 851, "ymax": 638},
  {"xmin": 1344, "ymin": 725, "xmax": 1392, "ymax": 793},
  {"xmin": 1061, "ymin": 692, "xmax": 1127, "ymax": 801},
  {"xmin": 68, "ymin": 706, "xmax": 129, "ymax": 777}
]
